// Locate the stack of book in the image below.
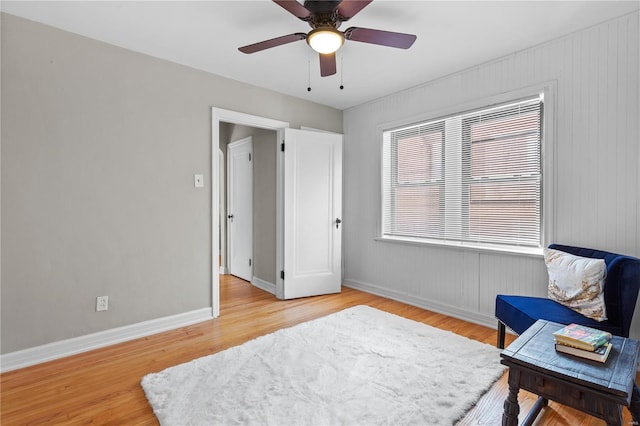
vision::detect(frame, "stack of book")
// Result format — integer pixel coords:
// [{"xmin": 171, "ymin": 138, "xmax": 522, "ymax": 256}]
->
[{"xmin": 552, "ymin": 323, "xmax": 613, "ymax": 363}]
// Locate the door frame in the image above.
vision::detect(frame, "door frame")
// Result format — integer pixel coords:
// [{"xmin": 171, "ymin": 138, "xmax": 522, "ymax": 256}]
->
[{"xmin": 211, "ymin": 108, "xmax": 289, "ymax": 317}]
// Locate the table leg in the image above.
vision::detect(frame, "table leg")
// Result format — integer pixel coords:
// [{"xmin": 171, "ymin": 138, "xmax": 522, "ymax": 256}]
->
[
  {"xmin": 522, "ymin": 396, "xmax": 548, "ymax": 426},
  {"xmin": 601, "ymin": 402, "xmax": 623, "ymax": 426},
  {"xmin": 502, "ymin": 370, "xmax": 520, "ymax": 426},
  {"xmin": 629, "ymin": 383, "xmax": 640, "ymax": 425}
]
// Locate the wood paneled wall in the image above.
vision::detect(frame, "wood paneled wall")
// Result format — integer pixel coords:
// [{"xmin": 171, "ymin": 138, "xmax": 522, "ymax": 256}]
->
[{"xmin": 342, "ymin": 13, "xmax": 640, "ymax": 336}]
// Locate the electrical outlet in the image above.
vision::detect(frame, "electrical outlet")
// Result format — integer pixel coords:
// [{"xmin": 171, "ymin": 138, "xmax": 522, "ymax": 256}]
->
[{"xmin": 96, "ymin": 296, "xmax": 109, "ymax": 312}]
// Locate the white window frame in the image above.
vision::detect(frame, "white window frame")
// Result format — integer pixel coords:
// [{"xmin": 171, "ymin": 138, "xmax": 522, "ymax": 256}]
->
[{"xmin": 376, "ymin": 83, "xmax": 557, "ymax": 256}]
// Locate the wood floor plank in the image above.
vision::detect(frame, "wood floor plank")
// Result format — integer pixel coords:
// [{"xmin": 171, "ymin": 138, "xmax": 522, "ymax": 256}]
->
[{"xmin": 1, "ymin": 275, "xmax": 637, "ymax": 425}]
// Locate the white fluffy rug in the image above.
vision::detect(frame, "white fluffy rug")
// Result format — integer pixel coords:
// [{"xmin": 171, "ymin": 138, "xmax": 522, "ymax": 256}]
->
[{"xmin": 141, "ymin": 305, "xmax": 505, "ymax": 425}]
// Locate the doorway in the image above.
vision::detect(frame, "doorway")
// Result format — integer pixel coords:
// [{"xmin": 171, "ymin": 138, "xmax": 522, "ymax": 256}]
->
[
  {"xmin": 221, "ymin": 126, "xmax": 278, "ymax": 293},
  {"xmin": 211, "ymin": 109, "xmax": 343, "ymax": 316},
  {"xmin": 211, "ymin": 109, "xmax": 289, "ymax": 317}
]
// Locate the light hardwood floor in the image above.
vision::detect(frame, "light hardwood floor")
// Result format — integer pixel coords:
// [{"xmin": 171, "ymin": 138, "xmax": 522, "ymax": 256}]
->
[{"xmin": 1, "ymin": 275, "xmax": 637, "ymax": 425}]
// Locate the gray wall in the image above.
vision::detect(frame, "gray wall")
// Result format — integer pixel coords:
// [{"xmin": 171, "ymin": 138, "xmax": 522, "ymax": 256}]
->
[
  {"xmin": 1, "ymin": 13, "xmax": 342, "ymax": 353},
  {"xmin": 342, "ymin": 12, "xmax": 640, "ymax": 337}
]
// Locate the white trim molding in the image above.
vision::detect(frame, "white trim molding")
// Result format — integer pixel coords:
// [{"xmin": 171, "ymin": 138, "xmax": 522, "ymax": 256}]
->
[
  {"xmin": 211, "ymin": 107, "xmax": 289, "ymax": 314},
  {"xmin": 252, "ymin": 276, "xmax": 276, "ymax": 295},
  {"xmin": 0, "ymin": 308, "xmax": 213, "ymax": 373},
  {"xmin": 343, "ymin": 278, "xmax": 499, "ymax": 330}
]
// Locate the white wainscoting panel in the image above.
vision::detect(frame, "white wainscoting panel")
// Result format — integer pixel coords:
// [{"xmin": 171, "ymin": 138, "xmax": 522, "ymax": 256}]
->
[{"xmin": 342, "ymin": 12, "xmax": 640, "ymax": 338}]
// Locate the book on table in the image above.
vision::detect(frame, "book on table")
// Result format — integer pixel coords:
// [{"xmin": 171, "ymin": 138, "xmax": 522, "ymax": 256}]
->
[
  {"xmin": 555, "ymin": 341, "xmax": 613, "ymax": 363},
  {"xmin": 552, "ymin": 323, "xmax": 612, "ymax": 351}
]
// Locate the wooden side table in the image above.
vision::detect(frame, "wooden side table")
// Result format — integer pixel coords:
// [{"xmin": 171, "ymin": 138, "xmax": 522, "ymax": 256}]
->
[{"xmin": 500, "ymin": 319, "xmax": 640, "ymax": 426}]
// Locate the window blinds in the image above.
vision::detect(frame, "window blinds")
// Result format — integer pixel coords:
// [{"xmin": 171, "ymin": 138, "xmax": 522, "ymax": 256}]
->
[{"xmin": 382, "ymin": 96, "xmax": 542, "ymax": 249}]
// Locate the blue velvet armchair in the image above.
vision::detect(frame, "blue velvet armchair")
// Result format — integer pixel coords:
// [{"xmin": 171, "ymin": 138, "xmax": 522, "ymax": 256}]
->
[{"xmin": 495, "ymin": 244, "xmax": 640, "ymax": 349}]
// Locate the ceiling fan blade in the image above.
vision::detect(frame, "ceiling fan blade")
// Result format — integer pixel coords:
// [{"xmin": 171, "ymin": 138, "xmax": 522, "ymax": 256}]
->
[
  {"xmin": 345, "ymin": 27, "xmax": 417, "ymax": 49},
  {"xmin": 273, "ymin": 0, "xmax": 311, "ymax": 20},
  {"xmin": 319, "ymin": 52, "xmax": 337, "ymax": 77},
  {"xmin": 239, "ymin": 33, "xmax": 306, "ymax": 54},
  {"xmin": 337, "ymin": 0, "xmax": 373, "ymax": 20}
]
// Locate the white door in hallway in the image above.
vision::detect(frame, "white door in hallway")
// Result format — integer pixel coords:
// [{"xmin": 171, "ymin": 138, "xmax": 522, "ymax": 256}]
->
[
  {"xmin": 227, "ymin": 137, "xmax": 253, "ymax": 282},
  {"xmin": 282, "ymin": 128, "xmax": 342, "ymax": 299}
]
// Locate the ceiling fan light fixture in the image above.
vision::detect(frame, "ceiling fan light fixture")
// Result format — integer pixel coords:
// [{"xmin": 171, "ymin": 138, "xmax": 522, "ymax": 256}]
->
[{"xmin": 307, "ymin": 28, "xmax": 344, "ymax": 54}]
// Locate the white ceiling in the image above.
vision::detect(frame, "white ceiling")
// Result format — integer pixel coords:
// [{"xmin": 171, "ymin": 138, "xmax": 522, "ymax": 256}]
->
[{"xmin": 2, "ymin": 1, "xmax": 639, "ymax": 110}]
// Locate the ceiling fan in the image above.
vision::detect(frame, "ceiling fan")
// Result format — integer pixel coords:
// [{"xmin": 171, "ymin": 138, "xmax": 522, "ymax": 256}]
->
[{"xmin": 238, "ymin": 0, "xmax": 417, "ymax": 77}]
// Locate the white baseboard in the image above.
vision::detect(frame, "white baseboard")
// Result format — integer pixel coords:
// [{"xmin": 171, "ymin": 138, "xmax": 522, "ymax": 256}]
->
[
  {"xmin": 252, "ymin": 276, "xmax": 275, "ymax": 295},
  {"xmin": 343, "ymin": 278, "xmax": 500, "ymax": 331},
  {"xmin": 219, "ymin": 266, "xmax": 228, "ymax": 275},
  {"xmin": 0, "ymin": 307, "xmax": 213, "ymax": 373}
]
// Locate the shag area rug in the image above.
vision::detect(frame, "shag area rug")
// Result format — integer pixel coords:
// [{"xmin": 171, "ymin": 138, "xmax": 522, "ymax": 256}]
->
[{"xmin": 141, "ymin": 305, "xmax": 505, "ymax": 425}]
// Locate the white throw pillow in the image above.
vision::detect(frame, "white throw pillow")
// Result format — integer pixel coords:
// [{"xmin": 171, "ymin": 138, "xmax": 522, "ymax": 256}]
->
[{"xmin": 544, "ymin": 248, "xmax": 607, "ymax": 321}]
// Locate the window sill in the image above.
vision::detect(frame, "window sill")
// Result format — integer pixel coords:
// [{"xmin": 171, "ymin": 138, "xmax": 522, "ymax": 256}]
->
[{"xmin": 374, "ymin": 236, "xmax": 544, "ymax": 258}]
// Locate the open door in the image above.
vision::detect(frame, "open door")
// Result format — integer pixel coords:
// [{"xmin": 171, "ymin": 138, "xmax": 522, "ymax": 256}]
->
[
  {"xmin": 281, "ymin": 128, "xmax": 342, "ymax": 299},
  {"xmin": 227, "ymin": 137, "xmax": 253, "ymax": 282}
]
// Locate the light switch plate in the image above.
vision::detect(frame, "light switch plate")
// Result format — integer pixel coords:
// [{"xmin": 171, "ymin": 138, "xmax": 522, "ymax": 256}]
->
[{"xmin": 194, "ymin": 174, "xmax": 204, "ymax": 188}]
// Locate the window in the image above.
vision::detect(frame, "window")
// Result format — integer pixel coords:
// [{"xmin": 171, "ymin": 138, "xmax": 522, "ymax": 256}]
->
[{"xmin": 382, "ymin": 95, "xmax": 543, "ymax": 251}]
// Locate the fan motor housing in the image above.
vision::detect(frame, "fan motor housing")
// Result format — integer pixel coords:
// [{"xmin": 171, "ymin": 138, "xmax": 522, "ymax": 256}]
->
[
  {"xmin": 304, "ymin": 1, "xmax": 343, "ymax": 29},
  {"xmin": 303, "ymin": 1, "xmax": 342, "ymax": 14}
]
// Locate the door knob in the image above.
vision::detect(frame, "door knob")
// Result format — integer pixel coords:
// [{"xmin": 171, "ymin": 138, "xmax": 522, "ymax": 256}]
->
[
  {"xmin": 335, "ymin": 218, "xmax": 342, "ymax": 229},
  {"xmin": 228, "ymin": 214, "xmax": 234, "ymax": 221}
]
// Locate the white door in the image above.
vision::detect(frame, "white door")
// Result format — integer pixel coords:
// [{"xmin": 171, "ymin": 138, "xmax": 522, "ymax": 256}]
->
[
  {"xmin": 227, "ymin": 137, "xmax": 253, "ymax": 281},
  {"xmin": 282, "ymin": 128, "xmax": 342, "ymax": 299}
]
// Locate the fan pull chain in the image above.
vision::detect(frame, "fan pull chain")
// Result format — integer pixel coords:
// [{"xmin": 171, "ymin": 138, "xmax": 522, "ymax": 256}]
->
[
  {"xmin": 339, "ymin": 51, "xmax": 344, "ymax": 90},
  {"xmin": 307, "ymin": 58, "xmax": 312, "ymax": 92}
]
